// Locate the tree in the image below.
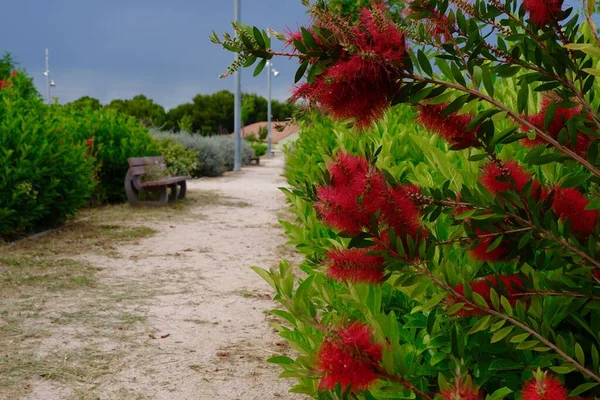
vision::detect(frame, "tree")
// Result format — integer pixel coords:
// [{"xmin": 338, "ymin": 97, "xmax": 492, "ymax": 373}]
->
[
  {"xmin": 106, "ymin": 94, "xmax": 166, "ymax": 128},
  {"xmin": 66, "ymin": 96, "xmax": 102, "ymax": 111},
  {"xmin": 214, "ymin": 1, "xmax": 600, "ymax": 399}
]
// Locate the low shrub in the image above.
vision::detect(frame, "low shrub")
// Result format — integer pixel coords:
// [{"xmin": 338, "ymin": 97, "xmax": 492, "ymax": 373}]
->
[
  {"xmin": 151, "ymin": 130, "xmax": 252, "ymax": 177},
  {"xmin": 250, "ymin": 142, "xmax": 267, "ymax": 158},
  {"xmin": 0, "ymin": 71, "xmax": 96, "ymax": 238},
  {"xmin": 154, "ymin": 137, "xmax": 199, "ymax": 177}
]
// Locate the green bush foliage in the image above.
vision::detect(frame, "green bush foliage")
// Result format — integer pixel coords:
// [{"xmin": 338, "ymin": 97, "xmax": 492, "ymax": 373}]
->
[
  {"xmin": 58, "ymin": 107, "xmax": 158, "ymax": 203},
  {"xmin": 217, "ymin": 1, "xmax": 600, "ymax": 398},
  {"xmin": 151, "ymin": 130, "xmax": 252, "ymax": 177},
  {"xmin": 154, "ymin": 137, "xmax": 199, "ymax": 177},
  {"xmin": 250, "ymin": 142, "xmax": 268, "ymax": 158},
  {"xmin": 0, "ymin": 70, "xmax": 96, "ymax": 238}
]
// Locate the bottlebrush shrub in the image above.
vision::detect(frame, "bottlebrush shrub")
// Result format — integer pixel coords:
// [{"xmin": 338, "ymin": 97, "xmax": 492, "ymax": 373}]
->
[
  {"xmin": 56, "ymin": 107, "xmax": 158, "ymax": 203},
  {"xmin": 218, "ymin": 1, "xmax": 600, "ymax": 399},
  {"xmin": 0, "ymin": 73, "xmax": 95, "ymax": 238}
]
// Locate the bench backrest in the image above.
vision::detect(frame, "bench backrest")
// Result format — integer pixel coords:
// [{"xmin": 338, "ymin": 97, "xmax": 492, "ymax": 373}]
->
[{"xmin": 127, "ymin": 156, "xmax": 166, "ymax": 177}]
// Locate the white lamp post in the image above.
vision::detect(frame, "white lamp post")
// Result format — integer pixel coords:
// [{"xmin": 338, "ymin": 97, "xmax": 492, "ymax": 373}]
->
[
  {"xmin": 43, "ymin": 48, "xmax": 56, "ymax": 104},
  {"xmin": 233, "ymin": 0, "xmax": 242, "ymax": 171},
  {"xmin": 266, "ymin": 61, "xmax": 279, "ymax": 158}
]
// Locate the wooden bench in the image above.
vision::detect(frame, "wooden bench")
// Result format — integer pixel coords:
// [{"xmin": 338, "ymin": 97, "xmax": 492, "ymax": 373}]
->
[{"xmin": 124, "ymin": 156, "xmax": 191, "ymax": 207}]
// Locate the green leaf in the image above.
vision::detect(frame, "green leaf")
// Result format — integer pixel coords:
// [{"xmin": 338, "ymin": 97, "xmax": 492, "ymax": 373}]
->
[
  {"xmin": 468, "ymin": 315, "xmax": 492, "ymax": 334},
  {"xmin": 251, "ymin": 266, "xmax": 275, "ymax": 289},
  {"xmin": 487, "ymin": 387, "xmax": 513, "ymax": 400},
  {"xmin": 417, "ymin": 49, "xmax": 433, "ymax": 76},
  {"xmin": 585, "ymin": 197, "xmax": 600, "ymax": 210},
  {"xmin": 501, "ymin": 296, "xmax": 514, "ymax": 316},
  {"xmin": 569, "ymin": 382, "xmax": 599, "ymax": 397},
  {"xmin": 295, "ymin": 60, "xmax": 309, "ymax": 83},
  {"xmin": 267, "ymin": 356, "xmax": 295, "ymax": 365},
  {"xmin": 253, "ymin": 27, "xmax": 266, "ymax": 49},
  {"xmin": 491, "ymin": 326, "xmax": 514, "ymax": 343},
  {"xmin": 550, "ymin": 365, "xmax": 577, "ymax": 374},
  {"xmin": 253, "ymin": 58, "xmax": 267, "ymax": 77},
  {"xmin": 301, "ymin": 27, "xmax": 318, "ymax": 50},
  {"xmin": 509, "ymin": 333, "xmax": 530, "ymax": 343},
  {"xmin": 451, "ymin": 62, "xmax": 466, "ymax": 86},
  {"xmin": 486, "ymin": 235, "xmax": 504, "ymax": 253},
  {"xmin": 482, "ymin": 67, "xmax": 494, "ymax": 97},
  {"xmin": 575, "ymin": 343, "xmax": 585, "ymax": 365},
  {"xmin": 518, "ymin": 231, "xmax": 533, "ymax": 249}
]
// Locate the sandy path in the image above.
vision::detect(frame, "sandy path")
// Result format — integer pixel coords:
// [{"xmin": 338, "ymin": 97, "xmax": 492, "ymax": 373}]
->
[{"xmin": 22, "ymin": 156, "xmax": 302, "ymax": 399}]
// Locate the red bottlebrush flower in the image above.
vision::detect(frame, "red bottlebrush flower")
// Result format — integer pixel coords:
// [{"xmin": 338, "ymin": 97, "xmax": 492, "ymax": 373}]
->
[
  {"xmin": 11, "ymin": 70, "xmax": 18, "ymax": 77},
  {"xmin": 0, "ymin": 80, "xmax": 6, "ymax": 89},
  {"xmin": 522, "ymin": 98, "xmax": 591, "ymax": 156},
  {"xmin": 522, "ymin": 0, "xmax": 563, "ymax": 27},
  {"xmin": 325, "ymin": 247, "xmax": 385, "ymax": 284},
  {"xmin": 290, "ymin": 6, "xmax": 406, "ymax": 128},
  {"xmin": 440, "ymin": 379, "xmax": 482, "ymax": 400},
  {"xmin": 317, "ymin": 323, "xmax": 383, "ymax": 392},
  {"xmin": 328, "ymin": 153, "xmax": 370, "ymax": 188},
  {"xmin": 316, "ymin": 185, "xmax": 370, "ymax": 235},
  {"xmin": 551, "ymin": 187, "xmax": 597, "ymax": 235},
  {"xmin": 353, "ymin": 170, "xmax": 388, "ymax": 214},
  {"xmin": 522, "ymin": 375, "xmax": 568, "ymax": 400},
  {"xmin": 417, "ymin": 104, "xmax": 479, "ymax": 149},
  {"xmin": 447, "ymin": 274, "xmax": 525, "ymax": 317},
  {"xmin": 381, "ymin": 186, "xmax": 422, "ymax": 237},
  {"xmin": 86, "ymin": 138, "xmax": 94, "ymax": 147},
  {"xmin": 470, "ymin": 230, "xmax": 509, "ymax": 262},
  {"xmin": 480, "ymin": 161, "xmax": 547, "ymax": 201}
]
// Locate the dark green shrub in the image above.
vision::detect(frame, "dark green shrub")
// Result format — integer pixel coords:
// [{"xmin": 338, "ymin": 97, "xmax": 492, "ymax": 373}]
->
[
  {"xmin": 59, "ymin": 108, "xmax": 159, "ymax": 203},
  {"xmin": 0, "ymin": 74, "xmax": 96, "ymax": 238},
  {"xmin": 154, "ymin": 137, "xmax": 199, "ymax": 177}
]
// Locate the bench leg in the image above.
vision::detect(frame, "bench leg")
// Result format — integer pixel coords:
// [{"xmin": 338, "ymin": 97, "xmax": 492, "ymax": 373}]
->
[
  {"xmin": 168, "ymin": 184, "xmax": 178, "ymax": 202},
  {"xmin": 177, "ymin": 181, "xmax": 187, "ymax": 200},
  {"xmin": 125, "ymin": 170, "xmax": 141, "ymax": 207}
]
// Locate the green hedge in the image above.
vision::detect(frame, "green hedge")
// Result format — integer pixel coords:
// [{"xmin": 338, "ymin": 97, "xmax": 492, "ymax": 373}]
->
[{"xmin": 0, "ymin": 73, "xmax": 96, "ymax": 238}]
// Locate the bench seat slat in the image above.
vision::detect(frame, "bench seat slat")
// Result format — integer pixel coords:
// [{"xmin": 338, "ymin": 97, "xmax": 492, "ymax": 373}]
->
[{"xmin": 140, "ymin": 176, "xmax": 192, "ymax": 187}]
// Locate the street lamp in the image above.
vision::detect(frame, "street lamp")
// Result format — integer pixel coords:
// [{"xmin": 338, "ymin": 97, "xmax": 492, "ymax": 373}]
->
[
  {"xmin": 266, "ymin": 61, "xmax": 279, "ymax": 158},
  {"xmin": 233, "ymin": 0, "xmax": 242, "ymax": 171},
  {"xmin": 43, "ymin": 48, "xmax": 56, "ymax": 104}
]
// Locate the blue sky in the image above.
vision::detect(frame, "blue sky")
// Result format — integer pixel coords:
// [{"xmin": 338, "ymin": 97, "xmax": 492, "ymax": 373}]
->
[{"xmin": 0, "ymin": 0, "xmax": 310, "ymax": 109}]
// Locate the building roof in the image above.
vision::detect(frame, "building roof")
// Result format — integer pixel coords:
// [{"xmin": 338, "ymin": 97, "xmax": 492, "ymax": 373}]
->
[{"xmin": 233, "ymin": 121, "xmax": 300, "ymax": 143}]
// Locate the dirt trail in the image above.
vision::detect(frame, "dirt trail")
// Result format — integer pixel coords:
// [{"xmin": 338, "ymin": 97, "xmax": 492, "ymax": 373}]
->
[{"xmin": 16, "ymin": 157, "xmax": 302, "ymax": 400}]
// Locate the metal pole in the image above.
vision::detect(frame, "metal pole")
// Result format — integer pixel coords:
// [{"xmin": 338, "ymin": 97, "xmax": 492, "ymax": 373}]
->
[
  {"xmin": 233, "ymin": 0, "xmax": 242, "ymax": 171},
  {"xmin": 267, "ymin": 61, "xmax": 272, "ymax": 158},
  {"xmin": 45, "ymin": 48, "xmax": 50, "ymax": 104}
]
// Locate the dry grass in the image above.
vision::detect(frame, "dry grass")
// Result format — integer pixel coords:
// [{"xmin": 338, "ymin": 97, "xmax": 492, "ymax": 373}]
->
[{"xmin": 0, "ymin": 187, "xmax": 253, "ymax": 398}]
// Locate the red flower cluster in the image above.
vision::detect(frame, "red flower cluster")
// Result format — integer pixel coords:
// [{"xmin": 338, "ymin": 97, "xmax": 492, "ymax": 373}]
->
[
  {"xmin": 405, "ymin": 4, "xmax": 455, "ymax": 41},
  {"xmin": 480, "ymin": 161, "xmax": 546, "ymax": 200},
  {"xmin": 521, "ymin": 375, "xmax": 568, "ymax": 400},
  {"xmin": 551, "ymin": 187, "xmax": 597, "ymax": 235},
  {"xmin": 290, "ymin": 5, "xmax": 406, "ymax": 128},
  {"xmin": 317, "ymin": 323, "xmax": 383, "ymax": 392},
  {"xmin": 0, "ymin": 80, "xmax": 8, "ymax": 90},
  {"xmin": 523, "ymin": 0, "xmax": 563, "ymax": 27},
  {"xmin": 86, "ymin": 138, "xmax": 94, "ymax": 147},
  {"xmin": 326, "ymin": 248, "xmax": 385, "ymax": 284},
  {"xmin": 522, "ymin": 97, "xmax": 591, "ymax": 156},
  {"xmin": 316, "ymin": 153, "xmax": 423, "ymax": 238},
  {"xmin": 440, "ymin": 379, "xmax": 482, "ymax": 400},
  {"xmin": 417, "ymin": 104, "xmax": 479, "ymax": 149},
  {"xmin": 469, "ymin": 229, "xmax": 509, "ymax": 262},
  {"xmin": 447, "ymin": 274, "xmax": 525, "ymax": 316},
  {"xmin": 11, "ymin": 70, "xmax": 18, "ymax": 77}
]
